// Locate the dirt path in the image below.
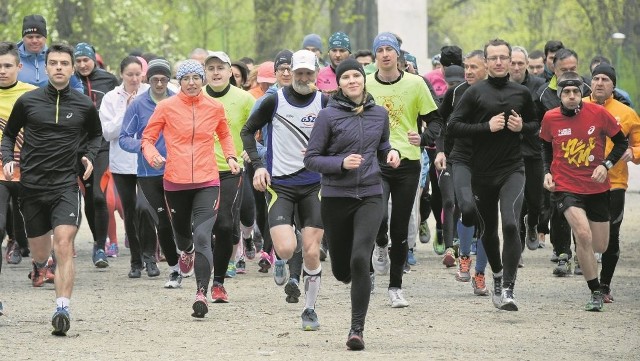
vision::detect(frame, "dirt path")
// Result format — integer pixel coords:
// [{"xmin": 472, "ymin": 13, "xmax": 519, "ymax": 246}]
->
[{"xmin": 1, "ymin": 193, "xmax": 639, "ymax": 360}]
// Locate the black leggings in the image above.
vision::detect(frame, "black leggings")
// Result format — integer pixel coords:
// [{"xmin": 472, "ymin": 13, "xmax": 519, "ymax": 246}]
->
[
  {"xmin": 376, "ymin": 159, "xmax": 421, "ymax": 289},
  {"xmin": 113, "ymin": 173, "xmax": 152, "ymax": 267},
  {"xmin": 245, "ymin": 162, "xmax": 272, "ymax": 253},
  {"xmin": 426, "ymin": 148, "xmax": 443, "ymax": 230},
  {"xmin": 0, "ymin": 181, "xmax": 27, "ymax": 252},
  {"xmin": 438, "ymin": 165, "xmax": 455, "ymax": 248},
  {"xmin": 451, "ymin": 163, "xmax": 476, "ymax": 228},
  {"xmin": 522, "ymin": 157, "xmax": 544, "ymax": 232},
  {"xmin": 600, "ymin": 189, "xmax": 625, "ymax": 286},
  {"xmin": 80, "ymin": 149, "xmax": 109, "ymax": 249},
  {"xmin": 323, "ymin": 196, "xmax": 382, "ymax": 331},
  {"xmin": 239, "ymin": 168, "xmax": 255, "ymax": 228},
  {"xmin": 212, "ymin": 172, "xmax": 242, "ymax": 284},
  {"xmin": 137, "ymin": 176, "xmax": 179, "ymax": 267},
  {"xmin": 473, "ymin": 170, "xmax": 525, "ymax": 287},
  {"xmin": 165, "ymin": 186, "xmax": 219, "ymax": 292}
]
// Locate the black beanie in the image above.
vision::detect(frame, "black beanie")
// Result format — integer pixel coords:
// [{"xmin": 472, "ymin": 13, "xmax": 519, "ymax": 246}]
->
[
  {"xmin": 22, "ymin": 14, "xmax": 47, "ymax": 38},
  {"xmin": 591, "ymin": 63, "xmax": 616, "ymax": 87},
  {"xmin": 335, "ymin": 58, "xmax": 365, "ymax": 84},
  {"xmin": 440, "ymin": 45, "xmax": 463, "ymax": 67},
  {"xmin": 274, "ymin": 50, "xmax": 293, "ymax": 71}
]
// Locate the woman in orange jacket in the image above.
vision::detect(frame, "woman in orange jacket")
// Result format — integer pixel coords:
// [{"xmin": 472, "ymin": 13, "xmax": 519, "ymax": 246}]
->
[{"xmin": 141, "ymin": 60, "xmax": 240, "ymax": 318}]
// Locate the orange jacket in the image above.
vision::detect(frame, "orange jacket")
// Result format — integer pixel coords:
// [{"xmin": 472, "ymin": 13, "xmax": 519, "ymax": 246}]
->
[{"xmin": 141, "ymin": 90, "xmax": 236, "ymax": 184}]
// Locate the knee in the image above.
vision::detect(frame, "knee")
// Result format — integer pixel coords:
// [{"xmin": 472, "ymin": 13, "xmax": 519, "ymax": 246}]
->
[
  {"xmin": 332, "ymin": 267, "xmax": 351, "ymax": 284},
  {"xmin": 502, "ymin": 222, "xmax": 519, "ymax": 238}
]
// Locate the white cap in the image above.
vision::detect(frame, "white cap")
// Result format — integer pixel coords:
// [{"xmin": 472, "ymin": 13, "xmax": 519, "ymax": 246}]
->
[
  {"xmin": 291, "ymin": 49, "xmax": 317, "ymax": 71},
  {"xmin": 205, "ymin": 51, "xmax": 231, "ymax": 66}
]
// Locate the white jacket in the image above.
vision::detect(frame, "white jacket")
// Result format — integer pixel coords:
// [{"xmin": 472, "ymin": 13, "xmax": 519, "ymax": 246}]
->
[{"xmin": 99, "ymin": 83, "xmax": 150, "ymax": 174}]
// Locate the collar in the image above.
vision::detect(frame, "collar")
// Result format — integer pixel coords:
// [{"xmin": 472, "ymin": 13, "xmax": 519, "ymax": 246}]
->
[
  {"xmin": 487, "ymin": 74, "xmax": 510, "ymax": 87},
  {"xmin": 0, "ymin": 81, "xmax": 18, "ymax": 90},
  {"xmin": 205, "ymin": 83, "xmax": 231, "ymax": 98}
]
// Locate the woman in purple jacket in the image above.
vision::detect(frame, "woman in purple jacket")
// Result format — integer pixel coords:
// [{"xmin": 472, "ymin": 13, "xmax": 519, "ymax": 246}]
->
[{"xmin": 304, "ymin": 58, "xmax": 400, "ymax": 351}]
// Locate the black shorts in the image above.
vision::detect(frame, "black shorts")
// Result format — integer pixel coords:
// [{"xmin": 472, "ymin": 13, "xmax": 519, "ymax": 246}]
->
[
  {"xmin": 265, "ymin": 183, "xmax": 323, "ymax": 229},
  {"xmin": 552, "ymin": 191, "xmax": 610, "ymax": 222},
  {"xmin": 19, "ymin": 185, "xmax": 81, "ymax": 237}
]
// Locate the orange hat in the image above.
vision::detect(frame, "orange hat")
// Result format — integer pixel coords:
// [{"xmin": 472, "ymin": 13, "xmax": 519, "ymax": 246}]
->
[{"xmin": 257, "ymin": 61, "xmax": 276, "ymax": 84}]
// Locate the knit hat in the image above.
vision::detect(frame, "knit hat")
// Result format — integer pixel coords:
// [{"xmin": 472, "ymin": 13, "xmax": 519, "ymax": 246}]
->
[
  {"xmin": 257, "ymin": 61, "xmax": 276, "ymax": 84},
  {"xmin": 335, "ymin": 58, "xmax": 365, "ymax": 84},
  {"xmin": 176, "ymin": 59, "xmax": 205, "ymax": 81},
  {"xmin": 291, "ymin": 50, "xmax": 317, "ymax": 71},
  {"xmin": 591, "ymin": 63, "xmax": 616, "ymax": 86},
  {"xmin": 74, "ymin": 43, "xmax": 96, "ymax": 63},
  {"xmin": 404, "ymin": 52, "xmax": 418, "ymax": 72},
  {"xmin": 302, "ymin": 34, "xmax": 323, "ymax": 51},
  {"xmin": 328, "ymin": 32, "xmax": 351, "ymax": 52},
  {"xmin": 372, "ymin": 32, "xmax": 400, "ymax": 55},
  {"xmin": 444, "ymin": 65, "xmax": 465, "ymax": 84},
  {"xmin": 431, "ymin": 54, "xmax": 441, "ymax": 66},
  {"xmin": 440, "ymin": 45, "xmax": 463, "ymax": 67},
  {"xmin": 146, "ymin": 58, "xmax": 172, "ymax": 79},
  {"xmin": 556, "ymin": 72, "xmax": 584, "ymax": 97},
  {"xmin": 22, "ymin": 14, "xmax": 47, "ymax": 38},
  {"xmin": 274, "ymin": 50, "xmax": 293, "ymax": 70}
]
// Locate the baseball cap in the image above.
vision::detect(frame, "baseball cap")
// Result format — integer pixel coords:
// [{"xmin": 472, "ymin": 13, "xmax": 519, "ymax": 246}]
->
[
  {"xmin": 444, "ymin": 65, "xmax": 465, "ymax": 84},
  {"xmin": 205, "ymin": 51, "xmax": 231, "ymax": 66},
  {"xmin": 257, "ymin": 61, "xmax": 276, "ymax": 84},
  {"xmin": 291, "ymin": 50, "xmax": 317, "ymax": 71}
]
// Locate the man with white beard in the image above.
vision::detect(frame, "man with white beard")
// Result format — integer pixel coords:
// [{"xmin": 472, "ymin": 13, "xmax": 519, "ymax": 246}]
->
[{"xmin": 241, "ymin": 49, "xmax": 329, "ymax": 331}]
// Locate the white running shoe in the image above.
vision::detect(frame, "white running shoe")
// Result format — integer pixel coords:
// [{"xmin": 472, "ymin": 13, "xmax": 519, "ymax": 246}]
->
[
  {"xmin": 372, "ymin": 246, "xmax": 390, "ymax": 275},
  {"xmin": 388, "ymin": 287, "xmax": 409, "ymax": 308}
]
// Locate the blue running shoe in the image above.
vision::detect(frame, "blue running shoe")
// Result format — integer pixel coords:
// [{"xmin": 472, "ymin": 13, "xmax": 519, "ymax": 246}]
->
[
  {"xmin": 407, "ymin": 249, "xmax": 417, "ymax": 266},
  {"xmin": 51, "ymin": 306, "xmax": 70, "ymax": 336},
  {"xmin": 92, "ymin": 249, "xmax": 109, "ymax": 268},
  {"xmin": 225, "ymin": 261, "xmax": 236, "ymax": 278},
  {"xmin": 273, "ymin": 259, "xmax": 288, "ymax": 286}
]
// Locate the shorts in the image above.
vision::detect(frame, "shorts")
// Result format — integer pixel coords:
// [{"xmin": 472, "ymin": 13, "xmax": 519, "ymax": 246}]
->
[
  {"xmin": 265, "ymin": 183, "xmax": 323, "ymax": 229},
  {"xmin": 552, "ymin": 191, "xmax": 610, "ymax": 222},
  {"xmin": 19, "ymin": 185, "xmax": 81, "ymax": 237}
]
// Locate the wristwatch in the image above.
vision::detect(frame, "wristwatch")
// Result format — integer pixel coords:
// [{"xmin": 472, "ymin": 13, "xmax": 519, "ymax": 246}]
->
[{"xmin": 603, "ymin": 160, "xmax": 613, "ymax": 170}]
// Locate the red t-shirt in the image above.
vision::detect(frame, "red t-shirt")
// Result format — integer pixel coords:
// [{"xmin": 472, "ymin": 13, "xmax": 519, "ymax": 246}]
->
[{"xmin": 540, "ymin": 102, "xmax": 621, "ymax": 194}]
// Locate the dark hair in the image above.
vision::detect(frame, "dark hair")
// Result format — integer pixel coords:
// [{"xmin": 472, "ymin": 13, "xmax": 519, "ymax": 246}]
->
[
  {"xmin": 529, "ymin": 50, "xmax": 544, "ymax": 60},
  {"xmin": 589, "ymin": 55, "xmax": 611, "ymax": 71},
  {"xmin": 45, "ymin": 43, "xmax": 74, "ymax": 63},
  {"xmin": 0, "ymin": 41, "xmax": 19, "ymax": 63},
  {"xmin": 231, "ymin": 61, "xmax": 249, "ymax": 85},
  {"xmin": 120, "ymin": 55, "xmax": 142, "ymax": 74},
  {"xmin": 557, "ymin": 71, "xmax": 581, "ymax": 83},
  {"xmin": 465, "ymin": 49, "xmax": 485, "ymax": 60},
  {"xmin": 544, "ymin": 40, "xmax": 564, "ymax": 57},
  {"xmin": 553, "ymin": 48, "xmax": 578, "ymax": 65},
  {"xmin": 483, "ymin": 39, "xmax": 511, "ymax": 58},
  {"xmin": 354, "ymin": 49, "xmax": 373, "ymax": 60},
  {"xmin": 239, "ymin": 57, "xmax": 255, "ymax": 66},
  {"xmin": 141, "ymin": 52, "xmax": 158, "ymax": 64}
]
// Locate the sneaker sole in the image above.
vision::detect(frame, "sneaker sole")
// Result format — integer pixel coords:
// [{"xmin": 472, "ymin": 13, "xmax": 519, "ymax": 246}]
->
[
  {"xmin": 474, "ymin": 289, "xmax": 489, "ymax": 296},
  {"xmin": 285, "ymin": 282, "xmax": 301, "ymax": 304},
  {"xmin": 391, "ymin": 302, "xmax": 409, "ymax": 308},
  {"xmin": 442, "ymin": 255, "xmax": 456, "ymax": 268},
  {"xmin": 500, "ymin": 302, "xmax": 518, "ymax": 311},
  {"xmin": 526, "ymin": 240, "xmax": 539, "ymax": 250},
  {"xmin": 94, "ymin": 260, "xmax": 109, "ymax": 268},
  {"xmin": 258, "ymin": 259, "xmax": 271, "ymax": 273},
  {"xmin": 585, "ymin": 306, "xmax": 603, "ymax": 312},
  {"xmin": 191, "ymin": 300, "xmax": 208, "ymax": 318},
  {"xmin": 346, "ymin": 337, "xmax": 365, "ymax": 351},
  {"xmin": 455, "ymin": 274, "xmax": 471, "ymax": 282},
  {"xmin": 302, "ymin": 324, "xmax": 320, "ymax": 331},
  {"xmin": 212, "ymin": 297, "xmax": 229, "ymax": 304},
  {"xmin": 164, "ymin": 282, "xmax": 181, "ymax": 289},
  {"xmin": 51, "ymin": 313, "xmax": 70, "ymax": 336}
]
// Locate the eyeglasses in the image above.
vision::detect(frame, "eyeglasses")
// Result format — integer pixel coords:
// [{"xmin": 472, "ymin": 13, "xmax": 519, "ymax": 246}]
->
[
  {"xmin": 149, "ymin": 77, "xmax": 170, "ymax": 85},
  {"xmin": 276, "ymin": 66, "xmax": 291, "ymax": 74},
  {"xmin": 180, "ymin": 75, "xmax": 202, "ymax": 83},
  {"xmin": 487, "ymin": 56, "xmax": 511, "ymax": 62}
]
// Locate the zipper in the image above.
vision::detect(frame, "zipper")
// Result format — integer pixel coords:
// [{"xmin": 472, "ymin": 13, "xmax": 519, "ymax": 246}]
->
[
  {"xmin": 356, "ymin": 114, "xmax": 363, "ymax": 199},
  {"xmin": 55, "ymin": 90, "xmax": 60, "ymax": 124},
  {"xmin": 191, "ymin": 101, "xmax": 195, "ymax": 183}
]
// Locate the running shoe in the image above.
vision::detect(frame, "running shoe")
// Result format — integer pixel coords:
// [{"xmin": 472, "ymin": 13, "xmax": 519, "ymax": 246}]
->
[
  {"xmin": 346, "ymin": 328, "xmax": 365, "ymax": 351},
  {"xmin": 442, "ymin": 247, "xmax": 456, "ymax": 268},
  {"xmin": 236, "ymin": 258, "xmax": 246, "ymax": 274},
  {"xmin": 29, "ymin": 262, "xmax": 46, "ymax": 287},
  {"xmin": 51, "ymin": 306, "xmax": 70, "ymax": 336},
  {"xmin": 273, "ymin": 259, "xmax": 288, "ymax": 286},
  {"xmin": 585, "ymin": 291, "xmax": 604, "ymax": 312},
  {"xmin": 225, "ymin": 261, "xmax": 237, "ymax": 278},
  {"xmin": 6, "ymin": 240, "xmax": 22, "ymax": 265},
  {"xmin": 550, "ymin": 251, "xmax": 559, "ymax": 262},
  {"xmin": 105, "ymin": 242, "xmax": 119, "ymax": 258},
  {"xmin": 491, "ymin": 275, "xmax": 503, "ymax": 309},
  {"xmin": 211, "ymin": 282, "xmax": 229, "ymax": 303},
  {"xmin": 284, "ymin": 278, "xmax": 301, "ymax": 303},
  {"xmin": 372, "ymin": 246, "xmax": 389, "ymax": 275},
  {"xmin": 601, "ymin": 284, "xmax": 614, "ymax": 303},
  {"xmin": 301, "ymin": 308, "xmax": 320, "ymax": 331},
  {"xmin": 164, "ymin": 271, "xmax": 182, "ymax": 289},
  {"xmin": 553, "ymin": 253, "xmax": 572, "ymax": 277},
  {"xmin": 574, "ymin": 256, "xmax": 583, "ymax": 275},
  {"xmin": 243, "ymin": 236, "xmax": 256, "ymax": 260},
  {"xmin": 499, "ymin": 288, "xmax": 518, "ymax": 311},
  {"xmin": 192, "ymin": 289, "xmax": 208, "ymax": 318},
  {"xmin": 178, "ymin": 249, "xmax": 195, "ymax": 277},
  {"xmin": 388, "ymin": 287, "xmax": 409, "ymax": 308},
  {"xmin": 433, "ymin": 230, "xmax": 445, "ymax": 255},
  {"xmin": 407, "ymin": 248, "xmax": 417, "ymax": 266},
  {"xmin": 92, "ymin": 249, "xmax": 109, "ymax": 268},
  {"xmin": 456, "ymin": 256, "xmax": 472, "ymax": 282},
  {"xmin": 258, "ymin": 250, "xmax": 272, "ymax": 273},
  {"xmin": 403, "ymin": 261, "xmax": 411, "ymax": 274},
  {"xmin": 419, "ymin": 220, "xmax": 431, "ymax": 244},
  {"xmin": 128, "ymin": 266, "xmax": 142, "ymax": 278},
  {"xmin": 524, "ymin": 215, "xmax": 539, "ymax": 250},
  {"xmin": 472, "ymin": 272, "xmax": 489, "ymax": 296},
  {"xmin": 146, "ymin": 262, "xmax": 160, "ymax": 277}
]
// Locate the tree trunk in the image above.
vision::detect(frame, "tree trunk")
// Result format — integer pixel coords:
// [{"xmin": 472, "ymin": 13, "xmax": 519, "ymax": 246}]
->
[
  {"xmin": 55, "ymin": 0, "xmax": 78, "ymax": 40},
  {"xmin": 254, "ymin": 0, "xmax": 296, "ymax": 61}
]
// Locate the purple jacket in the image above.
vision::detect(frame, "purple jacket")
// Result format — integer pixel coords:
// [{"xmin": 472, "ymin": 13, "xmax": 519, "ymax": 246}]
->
[{"xmin": 304, "ymin": 92, "xmax": 393, "ymax": 199}]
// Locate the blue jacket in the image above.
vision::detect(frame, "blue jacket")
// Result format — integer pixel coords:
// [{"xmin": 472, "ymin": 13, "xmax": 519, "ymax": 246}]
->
[
  {"xmin": 17, "ymin": 42, "xmax": 84, "ymax": 92},
  {"xmin": 304, "ymin": 91, "xmax": 392, "ymax": 199},
  {"xmin": 119, "ymin": 89, "xmax": 175, "ymax": 177}
]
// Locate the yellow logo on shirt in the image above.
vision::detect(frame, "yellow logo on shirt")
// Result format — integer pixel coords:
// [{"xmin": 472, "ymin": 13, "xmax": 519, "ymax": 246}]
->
[{"xmin": 561, "ymin": 137, "xmax": 596, "ymax": 167}]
